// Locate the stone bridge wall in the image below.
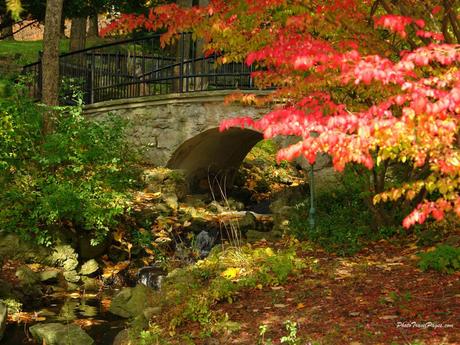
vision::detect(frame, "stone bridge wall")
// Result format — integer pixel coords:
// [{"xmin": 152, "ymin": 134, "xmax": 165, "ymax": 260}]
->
[{"xmin": 84, "ymin": 91, "xmax": 271, "ymax": 180}]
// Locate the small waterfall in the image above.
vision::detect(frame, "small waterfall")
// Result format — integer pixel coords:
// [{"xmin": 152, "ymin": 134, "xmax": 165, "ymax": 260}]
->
[
  {"xmin": 137, "ymin": 265, "xmax": 166, "ymax": 290},
  {"xmin": 194, "ymin": 230, "xmax": 217, "ymax": 259}
]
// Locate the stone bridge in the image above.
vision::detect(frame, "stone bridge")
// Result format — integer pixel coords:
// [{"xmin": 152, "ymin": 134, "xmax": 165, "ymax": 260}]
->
[
  {"xmin": 22, "ymin": 33, "xmax": 285, "ymax": 189},
  {"xmin": 84, "ymin": 90, "xmax": 272, "ymax": 189}
]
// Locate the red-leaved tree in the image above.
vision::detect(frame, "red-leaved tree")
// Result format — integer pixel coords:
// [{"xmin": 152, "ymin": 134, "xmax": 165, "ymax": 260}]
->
[{"xmin": 103, "ymin": 0, "xmax": 460, "ymax": 229}]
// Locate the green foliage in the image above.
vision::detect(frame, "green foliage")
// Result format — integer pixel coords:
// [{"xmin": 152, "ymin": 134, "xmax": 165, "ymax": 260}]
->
[
  {"xmin": 258, "ymin": 320, "xmax": 301, "ymax": 345},
  {"xmin": 280, "ymin": 320, "xmax": 300, "ymax": 345},
  {"xmin": 258, "ymin": 324, "xmax": 273, "ymax": 345},
  {"xmin": 160, "ymin": 245, "xmax": 305, "ymax": 336},
  {"xmin": 0, "ymin": 85, "xmax": 138, "ymax": 246},
  {"xmin": 0, "ymin": 298, "xmax": 22, "ymax": 315},
  {"xmin": 138, "ymin": 323, "xmax": 170, "ymax": 345},
  {"xmin": 289, "ymin": 167, "xmax": 405, "ymax": 255},
  {"xmin": 418, "ymin": 245, "xmax": 460, "ymax": 273},
  {"xmin": 289, "ymin": 168, "xmax": 372, "ymax": 255}
]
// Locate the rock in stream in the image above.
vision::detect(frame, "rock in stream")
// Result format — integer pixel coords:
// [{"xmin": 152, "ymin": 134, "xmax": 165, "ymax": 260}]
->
[
  {"xmin": 29, "ymin": 323, "xmax": 94, "ymax": 345},
  {"xmin": 0, "ymin": 301, "xmax": 7, "ymax": 342}
]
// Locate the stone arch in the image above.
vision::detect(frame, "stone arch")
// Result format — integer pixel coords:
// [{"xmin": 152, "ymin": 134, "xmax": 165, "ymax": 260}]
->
[{"xmin": 167, "ymin": 127, "xmax": 263, "ymax": 192}]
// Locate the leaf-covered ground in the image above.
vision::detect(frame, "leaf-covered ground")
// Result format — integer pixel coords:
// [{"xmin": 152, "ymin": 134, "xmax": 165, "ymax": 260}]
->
[{"xmin": 170, "ymin": 239, "xmax": 459, "ymax": 345}]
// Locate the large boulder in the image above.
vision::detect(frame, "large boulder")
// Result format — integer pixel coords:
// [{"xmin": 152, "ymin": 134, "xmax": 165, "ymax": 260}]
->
[
  {"xmin": 16, "ymin": 265, "xmax": 42, "ymax": 297},
  {"xmin": 0, "ymin": 233, "xmax": 50, "ymax": 263},
  {"xmin": 15, "ymin": 266, "xmax": 40, "ymax": 286},
  {"xmin": 142, "ymin": 168, "xmax": 188, "ymax": 200},
  {"xmin": 112, "ymin": 329, "xmax": 131, "ymax": 345},
  {"xmin": 40, "ymin": 269, "xmax": 61, "ymax": 283},
  {"xmin": 29, "ymin": 323, "xmax": 94, "ymax": 345},
  {"xmin": 79, "ymin": 259, "xmax": 99, "ymax": 276},
  {"xmin": 0, "ymin": 302, "xmax": 7, "ymax": 342},
  {"xmin": 109, "ymin": 285, "xmax": 155, "ymax": 318},
  {"xmin": 161, "ymin": 192, "xmax": 179, "ymax": 210},
  {"xmin": 48, "ymin": 245, "xmax": 79, "ymax": 271}
]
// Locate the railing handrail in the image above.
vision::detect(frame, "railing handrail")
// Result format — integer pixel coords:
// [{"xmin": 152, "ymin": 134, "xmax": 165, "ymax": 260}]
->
[
  {"xmin": 23, "ymin": 32, "xmax": 189, "ymax": 68},
  {"xmin": 22, "ymin": 32, "xmax": 256, "ymax": 104}
]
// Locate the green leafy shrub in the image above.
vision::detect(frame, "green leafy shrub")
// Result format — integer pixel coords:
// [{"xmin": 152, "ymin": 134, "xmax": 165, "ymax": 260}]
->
[
  {"xmin": 289, "ymin": 168, "xmax": 372, "ymax": 255},
  {"xmin": 288, "ymin": 166, "xmax": 405, "ymax": 255},
  {"xmin": 0, "ymin": 84, "xmax": 138, "ymax": 246},
  {"xmin": 418, "ymin": 245, "xmax": 460, "ymax": 273}
]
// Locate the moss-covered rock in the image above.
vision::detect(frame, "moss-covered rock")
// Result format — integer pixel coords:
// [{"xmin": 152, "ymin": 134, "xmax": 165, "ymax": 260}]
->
[
  {"xmin": 0, "ymin": 302, "xmax": 7, "ymax": 341},
  {"xmin": 29, "ymin": 323, "xmax": 94, "ymax": 345},
  {"xmin": 109, "ymin": 284, "xmax": 155, "ymax": 318},
  {"xmin": 16, "ymin": 266, "xmax": 40, "ymax": 287},
  {"xmin": 0, "ymin": 233, "xmax": 50, "ymax": 263},
  {"xmin": 79, "ymin": 259, "xmax": 99, "ymax": 276},
  {"xmin": 81, "ymin": 277, "xmax": 99, "ymax": 291},
  {"xmin": 48, "ymin": 245, "xmax": 79, "ymax": 271},
  {"xmin": 161, "ymin": 192, "xmax": 179, "ymax": 210},
  {"xmin": 40, "ymin": 269, "xmax": 61, "ymax": 283},
  {"xmin": 142, "ymin": 168, "xmax": 187, "ymax": 200},
  {"xmin": 63, "ymin": 270, "xmax": 80, "ymax": 283}
]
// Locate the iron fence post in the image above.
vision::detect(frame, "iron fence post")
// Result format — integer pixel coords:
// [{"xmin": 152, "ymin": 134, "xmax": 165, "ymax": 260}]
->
[
  {"xmin": 179, "ymin": 32, "xmax": 185, "ymax": 93},
  {"xmin": 90, "ymin": 52, "xmax": 95, "ymax": 103}
]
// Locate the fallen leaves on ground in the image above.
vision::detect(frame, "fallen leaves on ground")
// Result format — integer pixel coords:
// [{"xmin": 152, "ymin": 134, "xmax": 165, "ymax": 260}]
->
[{"xmin": 167, "ymin": 240, "xmax": 459, "ymax": 345}]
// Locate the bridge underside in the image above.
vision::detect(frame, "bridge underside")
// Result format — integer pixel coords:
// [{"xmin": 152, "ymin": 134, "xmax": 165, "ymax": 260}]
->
[{"xmin": 167, "ymin": 127, "xmax": 263, "ymax": 192}]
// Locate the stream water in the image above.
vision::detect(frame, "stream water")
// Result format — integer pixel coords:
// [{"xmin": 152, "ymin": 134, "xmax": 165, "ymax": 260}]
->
[
  {"xmin": 2, "ymin": 290, "xmax": 125, "ymax": 345},
  {"xmin": 1, "ymin": 209, "xmax": 275, "ymax": 345}
]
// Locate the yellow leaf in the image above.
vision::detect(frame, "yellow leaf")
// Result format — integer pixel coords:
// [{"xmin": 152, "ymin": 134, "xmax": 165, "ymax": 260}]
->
[
  {"xmin": 221, "ymin": 267, "xmax": 241, "ymax": 280},
  {"xmin": 265, "ymin": 248, "xmax": 274, "ymax": 256},
  {"xmin": 296, "ymin": 303, "xmax": 305, "ymax": 309},
  {"xmin": 406, "ymin": 190, "xmax": 416, "ymax": 200},
  {"xmin": 113, "ymin": 229, "xmax": 124, "ymax": 243}
]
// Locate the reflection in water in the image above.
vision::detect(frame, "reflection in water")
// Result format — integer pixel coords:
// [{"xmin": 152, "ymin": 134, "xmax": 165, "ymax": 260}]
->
[{"xmin": 2, "ymin": 291, "xmax": 125, "ymax": 345}]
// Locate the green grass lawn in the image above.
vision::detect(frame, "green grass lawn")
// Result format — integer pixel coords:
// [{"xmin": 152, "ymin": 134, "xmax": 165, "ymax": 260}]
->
[{"xmin": 0, "ymin": 37, "xmax": 112, "ymax": 66}]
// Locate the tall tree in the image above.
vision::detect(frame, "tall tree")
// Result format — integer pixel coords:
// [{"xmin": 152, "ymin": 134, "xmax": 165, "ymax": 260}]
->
[
  {"xmin": 41, "ymin": 0, "xmax": 64, "ymax": 132},
  {"xmin": 104, "ymin": 0, "xmax": 460, "ymax": 228},
  {"xmin": 69, "ymin": 16, "xmax": 86, "ymax": 51},
  {"xmin": 87, "ymin": 12, "xmax": 98, "ymax": 38}
]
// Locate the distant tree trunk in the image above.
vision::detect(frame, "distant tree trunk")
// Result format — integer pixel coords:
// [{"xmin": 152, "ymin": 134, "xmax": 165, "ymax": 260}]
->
[
  {"xmin": 87, "ymin": 14, "xmax": 98, "ymax": 38},
  {"xmin": 1, "ymin": 24, "xmax": 14, "ymax": 40},
  {"xmin": 69, "ymin": 17, "xmax": 86, "ymax": 52},
  {"xmin": 194, "ymin": 0, "xmax": 209, "ymax": 90},
  {"xmin": 60, "ymin": 16, "xmax": 66, "ymax": 38},
  {"xmin": 173, "ymin": 0, "xmax": 193, "ymax": 92},
  {"xmin": 42, "ymin": 0, "xmax": 64, "ymax": 130},
  {"xmin": 0, "ymin": 15, "xmax": 15, "ymax": 40}
]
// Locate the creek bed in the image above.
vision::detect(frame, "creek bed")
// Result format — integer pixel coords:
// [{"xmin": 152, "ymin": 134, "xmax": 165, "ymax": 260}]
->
[{"xmin": 3, "ymin": 290, "xmax": 125, "ymax": 345}]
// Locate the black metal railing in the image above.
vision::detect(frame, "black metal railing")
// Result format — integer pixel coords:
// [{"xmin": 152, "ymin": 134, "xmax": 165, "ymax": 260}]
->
[{"xmin": 22, "ymin": 32, "xmax": 256, "ymax": 105}]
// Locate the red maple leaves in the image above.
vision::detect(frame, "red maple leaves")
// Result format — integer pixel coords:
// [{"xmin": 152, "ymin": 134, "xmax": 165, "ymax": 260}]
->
[{"xmin": 104, "ymin": 0, "xmax": 460, "ymax": 228}]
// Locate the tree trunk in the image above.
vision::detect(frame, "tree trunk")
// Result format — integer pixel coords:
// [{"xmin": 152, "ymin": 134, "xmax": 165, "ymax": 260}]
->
[
  {"xmin": 173, "ymin": 0, "xmax": 193, "ymax": 92},
  {"xmin": 42, "ymin": 0, "xmax": 64, "ymax": 130},
  {"xmin": 1, "ymin": 24, "xmax": 14, "ymax": 40},
  {"xmin": 87, "ymin": 14, "xmax": 98, "ymax": 38},
  {"xmin": 194, "ymin": 0, "xmax": 209, "ymax": 90},
  {"xmin": 69, "ymin": 17, "xmax": 87, "ymax": 52}
]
